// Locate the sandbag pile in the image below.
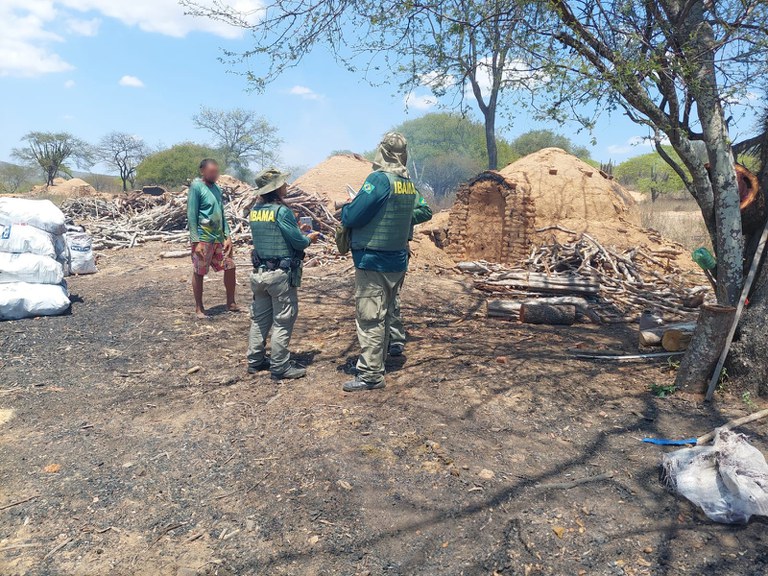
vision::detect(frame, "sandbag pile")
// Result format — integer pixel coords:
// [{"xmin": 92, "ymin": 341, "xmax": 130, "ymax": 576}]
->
[{"xmin": 0, "ymin": 198, "xmax": 76, "ymax": 320}]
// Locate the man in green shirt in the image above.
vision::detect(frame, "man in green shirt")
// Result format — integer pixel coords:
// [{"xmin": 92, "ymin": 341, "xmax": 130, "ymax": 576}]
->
[
  {"xmin": 341, "ymin": 132, "xmax": 432, "ymax": 392},
  {"xmin": 247, "ymin": 168, "xmax": 321, "ymax": 380},
  {"xmin": 188, "ymin": 159, "xmax": 238, "ymax": 319}
]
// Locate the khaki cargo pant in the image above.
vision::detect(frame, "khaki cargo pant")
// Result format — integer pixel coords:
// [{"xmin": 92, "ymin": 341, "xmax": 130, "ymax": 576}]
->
[
  {"xmin": 388, "ymin": 283, "xmax": 405, "ymax": 346},
  {"xmin": 355, "ymin": 268, "xmax": 406, "ymax": 383},
  {"xmin": 247, "ymin": 269, "xmax": 298, "ymax": 374}
]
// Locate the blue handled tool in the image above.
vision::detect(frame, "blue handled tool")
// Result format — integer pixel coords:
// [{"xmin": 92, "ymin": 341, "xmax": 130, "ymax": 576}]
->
[{"xmin": 642, "ymin": 437, "xmax": 697, "ymax": 446}]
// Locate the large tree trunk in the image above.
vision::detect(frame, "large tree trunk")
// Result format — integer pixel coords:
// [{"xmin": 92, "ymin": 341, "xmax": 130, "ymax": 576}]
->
[
  {"xmin": 674, "ymin": 304, "xmax": 736, "ymax": 393},
  {"xmin": 728, "ymin": 257, "xmax": 768, "ymax": 396},
  {"xmin": 686, "ymin": 2, "xmax": 743, "ymax": 305},
  {"xmin": 727, "ymin": 168, "xmax": 768, "ymax": 396},
  {"xmin": 484, "ymin": 109, "xmax": 498, "ymax": 170}
]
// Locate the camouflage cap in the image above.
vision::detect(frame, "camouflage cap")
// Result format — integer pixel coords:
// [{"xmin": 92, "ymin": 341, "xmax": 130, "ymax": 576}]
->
[
  {"xmin": 372, "ymin": 132, "xmax": 410, "ymax": 178},
  {"xmin": 254, "ymin": 168, "xmax": 290, "ymax": 195}
]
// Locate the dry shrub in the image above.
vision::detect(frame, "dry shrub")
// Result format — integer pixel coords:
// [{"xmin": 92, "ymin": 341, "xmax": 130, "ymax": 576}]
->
[{"xmin": 639, "ymin": 196, "xmax": 711, "ymax": 251}]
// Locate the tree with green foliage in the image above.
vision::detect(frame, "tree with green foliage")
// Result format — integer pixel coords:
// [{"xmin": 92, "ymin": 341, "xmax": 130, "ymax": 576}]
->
[
  {"xmin": 0, "ymin": 163, "xmax": 38, "ymax": 194},
  {"xmin": 392, "ymin": 113, "xmax": 516, "ymax": 202},
  {"xmin": 614, "ymin": 148, "xmax": 689, "ymax": 201},
  {"xmin": 12, "ymin": 132, "xmax": 93, "ymax": 187},
  {"xmin": 192, "ymin": 107, "xmax": 281, "ymax": 180},
  {"xmin": 135, "ymin": 143, "xmax": 223, "ymax": 189},
  {"xmin": 181, "ymin": 0, "xmax": 542, "ymax": 170},
  {"xmin": 97, "ymin": 132, "xmax": 151, "ymax": 192},
  {"xmin": 533, "ymin": 0, "xmax": 768, "ymax": 393},
  {"xmin": 537, "ymin": 0, "xmax": 768, "ymax": 309},
  {"xmin": 509, "ymin": 129, "xmax": 591, "ymax": 160}
]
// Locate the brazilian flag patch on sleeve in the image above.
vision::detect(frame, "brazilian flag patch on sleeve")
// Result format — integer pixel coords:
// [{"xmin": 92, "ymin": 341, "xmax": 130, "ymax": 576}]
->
[{"xmin": 361, "ymin": 182, "xmax": 375, "ymax": 194}]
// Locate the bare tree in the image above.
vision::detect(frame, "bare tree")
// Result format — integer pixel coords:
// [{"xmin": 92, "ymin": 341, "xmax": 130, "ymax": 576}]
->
[
  {"xmin": 181, "ymin": 1, "xmax": 541, "ymax": 170},
  {"xmin": 192, "ymin": 106, "xmax": 281, "ymax": 179},
  {"xmin": 12, "ymin": 132, "xmax": 93, "ymax": 186},
  {"xmin": 97, "ymin": 132, "xmax": 151, "ymax": 191}
]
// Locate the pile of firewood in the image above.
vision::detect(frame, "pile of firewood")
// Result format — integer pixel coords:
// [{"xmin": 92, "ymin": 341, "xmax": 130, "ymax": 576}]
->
[
  {"xmin": 459, "ymin": 234, "xmax": 710, "ymax": 323},
  {"xmin": 61, "ymin": 179, "xmax": 341, "ymax": 251}
]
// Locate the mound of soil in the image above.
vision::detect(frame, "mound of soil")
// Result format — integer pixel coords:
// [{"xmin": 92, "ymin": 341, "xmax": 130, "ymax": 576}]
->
[
  {"xmin": 498, "ymin": 147, "xmax": 638, "ymax": 228},
  {"xmin": 293, "ymin": 154, "xmax": 372, "ymax": 209},
  {"xmin": 30, "ymin": 177, "xmax": 98, "ymax": 198}
]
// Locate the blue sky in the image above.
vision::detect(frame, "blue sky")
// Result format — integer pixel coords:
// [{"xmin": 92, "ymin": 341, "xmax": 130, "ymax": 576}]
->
[{"xmin": 0, "ymin": 0, "xmax": 749, "ymax": 175}]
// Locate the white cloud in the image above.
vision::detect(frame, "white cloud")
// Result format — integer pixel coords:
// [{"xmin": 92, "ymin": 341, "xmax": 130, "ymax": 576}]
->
[
  {"xmin": 64, "ymin": 79, "xmax": 76, "ymax": 88},
  {"xmin": 119, "ymin": 75, "xmax": 145, "ymax": 88},
  {"xmin": 403, "ymin": 91, "xmax": 438, "ymax": 111},
  {"xmin": 58, "ymin": 0, "xmax": 262, "ymax": 38},
  {"xmin": 66, "ymin": 17, "xmax": 101, "ymax": 36},
  {"xmin": 0, "ymin": 2, "xmax": 73, "ymax": 76},
  {"xmin": 289, "ymin": 85, "xmax": 323, "ymax": 101},
  {"xmin": 468, "ymin": 57, "xmax": 548, "ymax": 100},
  {"xmin": 0, "ymin": 0, "xmax": 262, "ymax": 77},
  {"xmin": 413, "ymin": 57, "xmax": 547, "ymax": 104},
  {"xmin": 606, "ymin": 135, "xmax": 670, "ymax": 156}
]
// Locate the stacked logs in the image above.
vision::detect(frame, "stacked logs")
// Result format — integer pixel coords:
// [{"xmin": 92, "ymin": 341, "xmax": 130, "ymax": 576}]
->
[
  {"xmin": 62, "ymin": 178, "xmax": 341, "ymax": 251},
  {"xmin": 460, "ymin": 233, "xmax": 710, "ymax": 324}
]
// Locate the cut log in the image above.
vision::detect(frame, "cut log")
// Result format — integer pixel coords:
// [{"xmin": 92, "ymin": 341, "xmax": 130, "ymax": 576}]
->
[
  {"xmin": 520, "ymin": 303, "xmax": 576, "ymax": 325},
  {"xmin": 480, "ymin": 271, "xmax": 600, "ymax": 296},
  {"xmin": 457, "ymin": 261, "xmax": 491, "ymax": 274},
  {"xmin": 487, "ymin": 300, "xmax": 521, "ymax": 319},
  {"xmin": 488, "ymin": 296, "xmax": 598, "ymax": 323},
  {"xmin": 674, "ymin": 304, "xmax": 737, "ymax": 393},
  {"xmin": 662, "ymin": 329, "xmax": 693, "ymax": 352},
  {"xmin": 639, "ymin": 322, "xmax": 696, "ymax": 347}
]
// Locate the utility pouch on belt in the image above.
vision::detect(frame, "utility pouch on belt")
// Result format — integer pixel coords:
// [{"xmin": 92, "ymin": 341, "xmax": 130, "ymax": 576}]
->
[
  {"xmin": 251, "ymin": 250, "xmax": 261, "ymax": 269},
  {"xmin": 288, "ymin": 258, "xmax": 303, "ymax": 287}
]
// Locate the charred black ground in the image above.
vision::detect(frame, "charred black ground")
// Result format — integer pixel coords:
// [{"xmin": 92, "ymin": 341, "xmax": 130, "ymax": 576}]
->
[{"xmin": 1, "ymin": 243, "xmax": 767, "ymax": 576}]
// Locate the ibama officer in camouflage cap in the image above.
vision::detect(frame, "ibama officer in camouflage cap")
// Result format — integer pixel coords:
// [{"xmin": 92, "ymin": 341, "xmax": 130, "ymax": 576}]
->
[
  {"xmin": 341, "ymin": 132, "xmax": 432, "ymax": 392},
  {"xmin": 247, "ymin": 168, "xmax": 321, "ymax": 380}
]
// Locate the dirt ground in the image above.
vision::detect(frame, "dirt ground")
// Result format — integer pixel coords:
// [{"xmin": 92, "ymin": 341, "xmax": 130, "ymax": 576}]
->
[{"xmin": 2, "ymin": 242, "xmax": 768, "ymax": 576}]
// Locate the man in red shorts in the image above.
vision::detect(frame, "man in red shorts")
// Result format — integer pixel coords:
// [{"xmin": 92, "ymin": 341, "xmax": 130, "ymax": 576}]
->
[{"xmin": 188, "ymin": 159, "xmax": 239, "ymax": 319}]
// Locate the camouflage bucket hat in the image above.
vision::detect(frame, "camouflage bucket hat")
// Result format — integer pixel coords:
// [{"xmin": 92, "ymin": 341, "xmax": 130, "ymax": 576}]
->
[
  {"xmin": 254, "ymin": 168, "xmax": 290, "ymax": 195},
  {"xmin": 372, "ymin": 132, "xmax": 410, "ymax": 178}
]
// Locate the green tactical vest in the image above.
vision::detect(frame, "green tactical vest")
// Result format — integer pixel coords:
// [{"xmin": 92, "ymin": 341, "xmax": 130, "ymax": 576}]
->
[
  {"xmin": 249, "ymin": 204, "xmax": 294, "ymax": 259},
  {"xmin": 351, "ymin": 173, "xmax": 417, "ymax": 252}
]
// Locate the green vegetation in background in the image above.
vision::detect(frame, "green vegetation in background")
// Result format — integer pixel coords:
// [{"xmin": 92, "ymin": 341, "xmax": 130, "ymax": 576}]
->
[
  {"xmin": 614, "ymin": 146, "xmax": 689, "ymax": 200},
  {"xmin": 365, "ymin": 116, "xmax": 597, "ymax": 208},
  {"xmin": 0, "ymin": 163, "xmax": 41, "ymax": 194},
  {"xmin": 136, "ymin": 143, "xmax": 223, "ymax": 189},
  {"xmin": 508, "ymin": 129, "xmax": 592, "ymax": 161},
  {"xmin": 391, "ymin": 114, "xmax": 517, "ymax": 205}
]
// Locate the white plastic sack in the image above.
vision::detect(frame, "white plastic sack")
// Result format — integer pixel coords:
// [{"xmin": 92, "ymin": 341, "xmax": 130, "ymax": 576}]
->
[
  {"xmin": 0, "ymin": 252, "xmax": 64, "ymax": 285},
  {"xmin": 53, "ymin": 234, "xmax": 71, "ymax": 277},
  {"xmin": 0, "ymin": 282, "xmax": 70, "ymax": 320},
  {"xmin": 64, "ymin": 232, "xmax": 97, "ymax": 275},
  {"xmin": 0, "ymin": 223, "xmax": 56, "ymax": 258},
  {"xmin": 662, "ymin": 429, "xmax": 768, "ymax": 524},
  {"xmin": 0, "ymin": 198, "xmax": 67, "ymax": 235}
]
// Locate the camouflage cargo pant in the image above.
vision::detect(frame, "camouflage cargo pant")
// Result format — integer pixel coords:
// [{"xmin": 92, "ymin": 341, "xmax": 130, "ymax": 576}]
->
[
  {"xmin": 247, "ymin": 269, "xmax": 298, "ymax": 374},
  {"xmin": 355, "ymin": 268, "xmax": 406, "ymax": 384}
]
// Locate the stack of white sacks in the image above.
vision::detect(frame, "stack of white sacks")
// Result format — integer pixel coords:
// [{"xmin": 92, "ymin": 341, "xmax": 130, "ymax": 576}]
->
[{"xmin": 0, "ymin": 197, "xmax": 97, "ymax": 320}]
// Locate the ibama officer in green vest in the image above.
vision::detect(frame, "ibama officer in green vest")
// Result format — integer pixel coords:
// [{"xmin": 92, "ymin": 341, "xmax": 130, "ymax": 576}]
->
[
  {"xmin": 341, "ymin": 132, "xmax": 432, "ymax": 392},
  {"xmin": 247, "ymin": 168, "xmax": 321, "ymax": 380}
]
